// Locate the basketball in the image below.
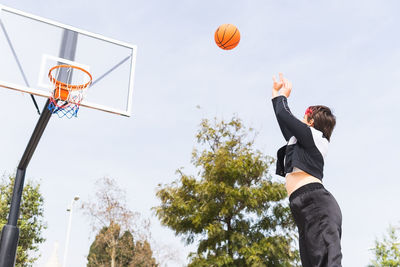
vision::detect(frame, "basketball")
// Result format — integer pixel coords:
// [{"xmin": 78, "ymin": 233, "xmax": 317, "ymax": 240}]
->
[{"xmin": 214, "ymin": 24, "xmax": 240, "ymax": 50}]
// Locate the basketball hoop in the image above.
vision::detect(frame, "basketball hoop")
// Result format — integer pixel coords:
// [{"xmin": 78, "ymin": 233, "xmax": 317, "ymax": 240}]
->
[{"xmin": 47, "ymin": 65, "xmax": 92, "ymax": 118}]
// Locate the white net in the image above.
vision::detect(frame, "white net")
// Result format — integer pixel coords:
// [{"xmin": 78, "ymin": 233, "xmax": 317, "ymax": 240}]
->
[{"xmin": 48, "ymin": 65, "xmax": 92, "ymax": 118}]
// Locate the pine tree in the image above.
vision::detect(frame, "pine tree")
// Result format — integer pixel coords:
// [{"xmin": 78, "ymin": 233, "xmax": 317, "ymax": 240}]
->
[
  {"xmin": 83, "ymin": 177, "xmax": 157, "ymax": 267},
  {"xmin": 87, "ymin": 224, "xmax": 156, "ymax": 267}
]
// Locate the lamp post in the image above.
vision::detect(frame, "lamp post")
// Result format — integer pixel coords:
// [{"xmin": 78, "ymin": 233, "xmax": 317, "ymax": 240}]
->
[{"xmin": 62, "ymin": 196, "xmax": 79, "ymax": 267}]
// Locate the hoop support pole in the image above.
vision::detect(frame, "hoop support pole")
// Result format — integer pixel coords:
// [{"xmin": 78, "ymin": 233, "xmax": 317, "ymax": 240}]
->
[
  {"xmin": 0, "ymin": 29, "xmax": 78, "ymax": 267},
  {"xmin": 0, "ymin": 99, "xmax": 52, "ymax": 267}
]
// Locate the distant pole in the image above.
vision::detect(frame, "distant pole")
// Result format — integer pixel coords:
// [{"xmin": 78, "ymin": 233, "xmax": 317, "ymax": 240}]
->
[
  {"xmin": 0, "ymin": 29, "xmax": 78, "ymax": 267},
  {"xmin": 62, "ymin": 196, "xmax": 80, "ymax": 267}
]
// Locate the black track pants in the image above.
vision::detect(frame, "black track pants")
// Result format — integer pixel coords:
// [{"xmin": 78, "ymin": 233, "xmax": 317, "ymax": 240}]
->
[{"xmin": 289, "ymin": 183, "xmax": 342, "ymax": 267}]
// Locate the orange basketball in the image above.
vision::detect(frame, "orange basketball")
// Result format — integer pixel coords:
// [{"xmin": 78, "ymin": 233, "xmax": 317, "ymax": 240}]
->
[{"xmin": 214, "ymin": 24, "xmax": 240, "ymax": 50}]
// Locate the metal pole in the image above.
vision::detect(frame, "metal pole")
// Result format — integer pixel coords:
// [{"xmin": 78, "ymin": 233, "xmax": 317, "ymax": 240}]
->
[
  {"xmin": 0, "ymin": 100, "xmax": 52, "ymax": 267},
  {"xmin": 62, "ymin": 196, "xmax": 79, "ymax": 267},
  {"xmin": 0, "ymin": 29, "xmax": 78, "ymax": 267}
]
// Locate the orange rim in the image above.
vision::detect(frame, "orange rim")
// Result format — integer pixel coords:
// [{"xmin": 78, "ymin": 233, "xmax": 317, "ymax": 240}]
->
[{"xmin": 48, "ymin": 64, "xmax": 92, "ymax": 90}]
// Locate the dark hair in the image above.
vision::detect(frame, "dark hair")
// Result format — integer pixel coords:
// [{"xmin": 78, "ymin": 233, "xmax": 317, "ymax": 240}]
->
[{"xmin": 306, "ymin": 105, "xmax": 336, "ymax": 141}]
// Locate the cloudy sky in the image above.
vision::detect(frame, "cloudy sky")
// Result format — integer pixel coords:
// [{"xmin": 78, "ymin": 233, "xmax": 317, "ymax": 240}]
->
[{"xmin": 1, "ymin": 0, "xmax": 400, "ymax": 266}]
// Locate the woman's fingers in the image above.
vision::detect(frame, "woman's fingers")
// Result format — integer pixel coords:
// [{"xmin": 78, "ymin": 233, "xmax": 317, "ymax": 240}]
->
[
  {"xmin": 272, "ymin": 74, "xmax": 284, "ymax": 91},
  {"xmin": 283, "ymin": 78, "xmax": 292, "ymax": 89}
]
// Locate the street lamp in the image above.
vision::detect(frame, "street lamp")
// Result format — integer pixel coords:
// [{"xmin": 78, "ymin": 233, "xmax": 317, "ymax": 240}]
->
[{"xmin": 62, "ymin": 196, "xmax": 80, "ymax": 267}]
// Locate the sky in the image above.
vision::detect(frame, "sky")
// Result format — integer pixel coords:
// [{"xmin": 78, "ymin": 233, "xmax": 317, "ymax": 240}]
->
[{"xmin": 1, "ymin": 0, "xmax": 400, "ymax": 266}]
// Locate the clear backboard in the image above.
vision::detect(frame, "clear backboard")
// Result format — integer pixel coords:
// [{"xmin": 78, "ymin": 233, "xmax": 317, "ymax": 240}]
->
[{"xmin": 0, "ymin": 5, "xmax": 137, "ymax": 117}]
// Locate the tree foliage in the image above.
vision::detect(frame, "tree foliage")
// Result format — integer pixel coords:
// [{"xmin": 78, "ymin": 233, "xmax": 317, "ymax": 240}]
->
[
  {"xmin": 154, "ymin": 117, "xmax": 299, "ymax": 266},
  {"xmin": 0, "ymin": 174, "xmax": 46, "ymax": 267},
  {"xmin": 369, "ymin": 225, "xmax": 400, "ymax": 267},
  {"xmin": 129, "ymin": 239, "xmax": 157, "ymax": 267},
  {"xmin": 82, "ymin": 177, "xmax": 157, "ymax": 267},
  {"xmin": 87, "ymin": 223, "xmax": 157, "ymax": 267}
]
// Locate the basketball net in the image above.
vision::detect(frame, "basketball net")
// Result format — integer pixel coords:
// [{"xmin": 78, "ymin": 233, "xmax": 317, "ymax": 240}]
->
[{"xmin": 47, "ymin": 65, "xmax": 92, "ymax": 118}]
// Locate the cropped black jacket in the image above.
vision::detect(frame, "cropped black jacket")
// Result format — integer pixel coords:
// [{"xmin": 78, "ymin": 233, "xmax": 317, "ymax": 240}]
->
[{"xmin": 272, "ymin": 95, "xmax": 329, "ymax": 180}]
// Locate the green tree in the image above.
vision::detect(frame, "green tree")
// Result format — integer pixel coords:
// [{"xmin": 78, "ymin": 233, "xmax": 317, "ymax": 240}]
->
[
  {"xmin": 369, "ymin": 225, "xmax": 400, "ymax": 267},
  {"xmin": 0, "ymin": 174, "xmax": 46, "ymax": 267},
  {"xmin": 129, "ymin": 240, "xmax": 157, "ymax": 267},
  {"xmin": 82, "ymin": 177, "xmax": 157, "ymax": 267},
  {"xmin": 154, "ymin": 117, "xmax": 299, "ymax": 267},
  {"xmin": 87, "ymin": 223, "xmax": 157, "ymax": 267}
]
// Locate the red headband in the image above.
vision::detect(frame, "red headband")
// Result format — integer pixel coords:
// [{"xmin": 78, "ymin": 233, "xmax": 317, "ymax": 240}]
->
[{"xmin": 305, "ymin": 107, "xmax": 313, "ymax": 116}]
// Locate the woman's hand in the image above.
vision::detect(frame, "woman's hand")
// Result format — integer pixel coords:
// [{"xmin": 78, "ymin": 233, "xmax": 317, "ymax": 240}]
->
[
  {"xmin": 280, "ymin": 77, "xmax": 292, "ymax": 98},
  {"xmin": 272, "ymin": 73, "xmax": 292, "ymax": 98},
  {"xmin": 272, "ymin": 72, "xmax": 284, "ymax": 92},
  {"xmin": 272, "ymin": 73, "xmax": 283, "ymax": 98}
]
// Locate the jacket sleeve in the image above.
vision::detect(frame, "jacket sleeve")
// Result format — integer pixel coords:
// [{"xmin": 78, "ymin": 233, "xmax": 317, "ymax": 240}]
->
[
  {"xmin": 271, "ymin": 95, "xmax": 314, "ymax": 147},
  {"xmin": 271, "ymin": 96, "xmax": 293, "ymax": 141}
]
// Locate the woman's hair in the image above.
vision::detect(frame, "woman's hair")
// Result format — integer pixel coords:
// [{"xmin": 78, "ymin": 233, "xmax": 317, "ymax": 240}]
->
[{"xmin": 305, "ymin": 105, "xmax": 336, "ymax": 141}]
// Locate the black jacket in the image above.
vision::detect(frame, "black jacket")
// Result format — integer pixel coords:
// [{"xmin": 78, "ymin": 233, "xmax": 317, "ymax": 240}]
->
[{"xmin": 272, "ymin": 95, "xmax": 329, "ymax": 180}]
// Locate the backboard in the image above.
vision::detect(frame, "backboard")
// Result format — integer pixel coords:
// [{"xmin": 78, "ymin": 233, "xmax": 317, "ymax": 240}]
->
[{"xmin": 0, "ymin": 5, "xmax": 137, "ymax": 117}]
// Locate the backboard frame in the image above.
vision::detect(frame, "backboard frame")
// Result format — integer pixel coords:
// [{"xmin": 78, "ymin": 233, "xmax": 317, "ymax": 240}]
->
[{"xmin": 0, "ymin": 4, "xmax": 137, "ymax": 117}]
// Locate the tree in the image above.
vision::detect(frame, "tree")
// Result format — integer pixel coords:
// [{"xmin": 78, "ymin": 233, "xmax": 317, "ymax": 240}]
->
[
  {"xmin": 0, "ymin": 174, "xmax": 46, "ymax": 267},
  {"xmin": 154, "ymin": 117, "xmax": 300, "ymax": 266},
  {"xmin": 369, "ymin": 225, "xmax": 400, "ymax": 267},
  {"xmin": 82, "ymin": 177, "xmax": 157, "ymax": 267},
  {"xmin": 129, "ymin": 240, "xmax": 157, "ymax": 267},
  {"xmin": 87, "ymin": 223, "xmax": 157, "ymax": 267}
]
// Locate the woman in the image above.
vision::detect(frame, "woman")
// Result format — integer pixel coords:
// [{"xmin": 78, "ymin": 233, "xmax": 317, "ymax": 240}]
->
[{"xmin": 271, "ymin": 73, "xmax": 342, "ymax": 267}]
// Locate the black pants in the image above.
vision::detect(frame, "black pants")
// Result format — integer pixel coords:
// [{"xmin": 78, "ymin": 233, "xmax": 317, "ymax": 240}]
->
[{"xmin": 289, "ymin": 183, "xmax": 342, "ymax": 267}]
